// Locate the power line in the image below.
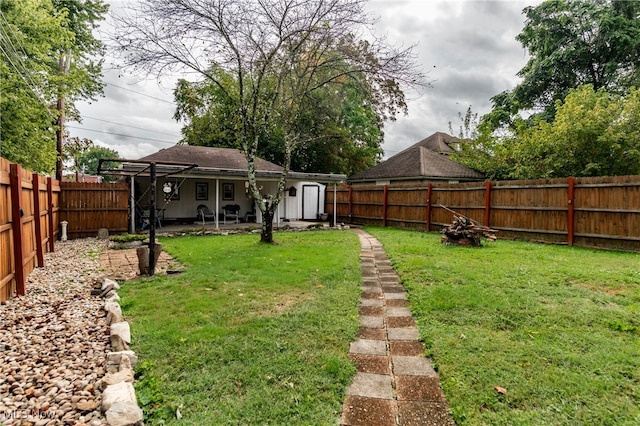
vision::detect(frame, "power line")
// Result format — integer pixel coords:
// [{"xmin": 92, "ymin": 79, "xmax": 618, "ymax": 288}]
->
[
  {"xmin": 81, "ymin": 115, "xmax": 182, "ymax": 138},
  {"xmin": 106, "ymin": 82, "xmax": 176, "ymax": 104},
  {"xmin": 66, "ymin": 125, "xmax": 178, "ymax": 145}
]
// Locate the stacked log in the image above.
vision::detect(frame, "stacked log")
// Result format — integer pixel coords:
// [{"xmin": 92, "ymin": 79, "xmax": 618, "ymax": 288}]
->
[{"xmin": 440, "ymin": 214, "xmax": 497, "ymax": 246}]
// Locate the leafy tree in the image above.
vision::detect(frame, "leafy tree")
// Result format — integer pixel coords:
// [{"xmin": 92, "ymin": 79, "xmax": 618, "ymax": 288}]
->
[
  {"xmin": 0, "ymin": 0, "xmax": 71, "ymax": 173},
  {"xmin": 174, "ymin": 67, "xmax": 384, "ymax": 176},
  {"xmin": 0, "ymin": 0, "xmax": 108, "ymax": 176},
  {"xmin": 485, "ymin": 0, "xmax": 640, "ymax": 130},
  {"xmin": 456, "ymin": 85, "xmax": 640, "ymax": 179},
  {"xmin": 77, "ymin": 145, "xmax": 120, "ymax": 181},
  {"xmin": 116, "ymin": 0, "xmax": 424, "ymax": 243}
]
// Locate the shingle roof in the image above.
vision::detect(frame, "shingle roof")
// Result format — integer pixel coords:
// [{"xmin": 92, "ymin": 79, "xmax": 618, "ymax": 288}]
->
[
  {"xmin": 349, "ymin": 132, "xmax": 484, "ymax": 182},
  {"xmin": 138, "ymin": 145, "xmax": 283, "ymax": 172}
]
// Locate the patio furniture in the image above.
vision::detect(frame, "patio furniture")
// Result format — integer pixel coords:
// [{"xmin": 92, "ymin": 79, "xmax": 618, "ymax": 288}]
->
[
  {"xmin": 197, "ymin": 204, "xmax": 216, "ymax": 225},
  {"xmin": 223, "ymin": 204, "xmax": 240, "ymax": 224},
  {"xmin": 139, "ymin": 208, "xmax": 162, "ymax": 230}
]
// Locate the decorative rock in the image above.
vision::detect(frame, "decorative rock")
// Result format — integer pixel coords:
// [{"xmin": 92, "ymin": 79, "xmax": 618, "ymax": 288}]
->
[
  {"xmin": 106, "ymin": 352, "xmax": 138, "ymax": 373},
  {"xmin": 96, "ymin": 370, "xmax": 134, "ymax": 391},
  {"xmin": 110, "ymin": 322, "xmax": 131, "ymax": 348},
  {"xmin": 105, "ymin": 401, "xmax": 144, "ymax": 426},
  {"xmin": 104, "ymin": 302, "xmax": 123, "ymax": 325},
  {"xmin": 0, "ymin": 238, "xmax": 112, "ymax": 425},
  {"xmin": 101, "ymin": 279, "xmax": 120, "ymax": 291},
  {"xmin": 97, "ymin": 228, "xmax": 109, "ymax": 239},
  {"xmin": 101, "ymin": 382, "xmax": 136, "ymax": 412},
  {"xmin": 76, "ymin": 400, "xmax": 98, "ymax": 412}
]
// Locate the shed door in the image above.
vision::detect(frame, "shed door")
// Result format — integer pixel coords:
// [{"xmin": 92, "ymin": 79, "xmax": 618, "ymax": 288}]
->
[{"xmin": 302, "ymin": 185, "xmax": 320, "ymax": 220}]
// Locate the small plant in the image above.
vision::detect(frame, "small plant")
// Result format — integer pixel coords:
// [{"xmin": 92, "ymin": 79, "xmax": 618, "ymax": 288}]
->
[{"xmin": 110, "ymin": 233, "xmax": 148, "ymax": 243}]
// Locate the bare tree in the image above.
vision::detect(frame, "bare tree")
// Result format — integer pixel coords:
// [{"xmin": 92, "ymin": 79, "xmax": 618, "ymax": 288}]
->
[{"xmin": 113, "ymin": 0, "xmax": 425, "ymax": 243}]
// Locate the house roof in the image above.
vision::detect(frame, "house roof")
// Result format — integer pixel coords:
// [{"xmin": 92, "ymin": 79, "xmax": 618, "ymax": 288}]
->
[
  {"xmin": 349, "ymin": 132, "xmax": 484, "ymax": 183},
  {"xmin": 138, "ymin": 145, "xmax": 284, "ymax": 173},
  {"xmin": 110, "ymin": 145, "xmax": 345, "ymax": 182},
  {"xmin": 413, "ymin": 131, "xmax": 460, "ymax": 155}
]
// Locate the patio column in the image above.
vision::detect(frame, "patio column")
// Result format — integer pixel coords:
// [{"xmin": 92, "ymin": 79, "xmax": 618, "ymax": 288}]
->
[
  {"xmin": 130, "ymin": 176, "xmax": 135, "ymax": 233},
  {"xmin": 215, "ymin": 178, "xmax": 220, "ymax": 229}
]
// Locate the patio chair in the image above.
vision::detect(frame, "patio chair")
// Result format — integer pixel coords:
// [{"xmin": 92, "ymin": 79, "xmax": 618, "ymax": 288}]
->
[
  {"xmin": 197, "ymin": 204, "xmax": 216, "ymax": 225},
  {"xmin": 223, "ymin": 204, "xmax": 240, "ymax": 224},
  {"xmin": 138, "ymin": 208, "xmax": 162, "ymax": 230}
]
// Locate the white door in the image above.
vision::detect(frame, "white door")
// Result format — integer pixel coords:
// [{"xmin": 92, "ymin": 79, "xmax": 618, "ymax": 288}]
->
[{"xmin": 302, "ymin": 185, "xmax": 319, "ymax": 220}]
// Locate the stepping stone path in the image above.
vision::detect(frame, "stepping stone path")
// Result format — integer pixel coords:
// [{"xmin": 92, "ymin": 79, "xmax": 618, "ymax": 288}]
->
[{"xmin": 341, "ymin": 229, "xmax": 454, "ymax": 426}]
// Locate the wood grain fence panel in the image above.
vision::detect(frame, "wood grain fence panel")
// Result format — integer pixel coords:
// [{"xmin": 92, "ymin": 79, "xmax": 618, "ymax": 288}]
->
[
  {"xmin": 18, "ymin": 166, "xmax": 38, "ymax": 282},
  {"xmin": 0, "ymin": 158, "xmax": 15, "ymax": 302},
  {"xmin": 60, "ymin": 182, "xmax": 129, "ymax": 239},
  {"xmin": 327, "ymin": 175, "xmax": 639, "ymax": 252}
]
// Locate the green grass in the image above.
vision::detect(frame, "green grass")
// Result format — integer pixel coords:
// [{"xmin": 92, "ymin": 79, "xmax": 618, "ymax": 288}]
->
[
  {"xmin": 366, "ymin": 227, "xmax": 640, "ymax": 425},
  {"xmin": 118, "ymin": 231, "xmax": 362, "ymax": 425}
]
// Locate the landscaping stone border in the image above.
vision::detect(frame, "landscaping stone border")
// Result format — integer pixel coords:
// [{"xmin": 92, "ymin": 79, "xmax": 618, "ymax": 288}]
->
[{"xmin": 99, "ymin": 278, "xmax": 144, "ymax": 426}]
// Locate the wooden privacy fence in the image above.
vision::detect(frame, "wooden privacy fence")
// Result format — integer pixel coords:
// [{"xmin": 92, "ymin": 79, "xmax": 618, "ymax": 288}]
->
[
  {"xmin": 0, "ymin": 159, "xmax": 60, "ymax": 302},
  {"xmin": 326, "ymin": 175, "xmax": 640, "ymax": 252},
  {"xmin": 59, "ymin": 181, "xmax": 129, "ymax": 240}
]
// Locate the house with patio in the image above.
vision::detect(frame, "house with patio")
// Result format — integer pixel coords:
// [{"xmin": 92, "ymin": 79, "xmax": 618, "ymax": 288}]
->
[{"xmin": 124, "ymin": 145, "xmax": 345, "ymax": 229}]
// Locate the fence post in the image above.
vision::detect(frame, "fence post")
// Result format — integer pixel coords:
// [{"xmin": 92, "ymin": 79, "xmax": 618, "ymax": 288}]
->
[
  {"xmin": 348, "ymin": 186, "xmax": 353, "ymax": 221},
  {"xmin": 484, "ymin": 180, "xmax": 492, "ymax": 227},
  {"xmin": 32, "ymin": 173, "xmax": 44, "ymax": 267},
  {"xmin": 47, "ymin": 177, "xmax": 55, "ymax": 252},
  {"xmin": 9, "ymin": 163, "xmax": 25, "ymax": 296},
  {"xmin": 382, "ymin": 185, "xmax": 389, "ymax": 227},
  {"xmin": 567, "ymin": 176, "xmax": 575, "ymax": 246},
  {"xmin": 426, "ymin": 183, "xmax": 433, "ymax": 231}
]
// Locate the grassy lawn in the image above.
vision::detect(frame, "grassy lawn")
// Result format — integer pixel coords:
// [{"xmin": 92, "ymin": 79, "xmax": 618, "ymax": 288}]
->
[
  {"xmin": 367, "ymin": 227, "xmax": 640, "ymax": 425},
  {"xmin": 118, "ymin": 230, "xmax": 362, "ymax": 425}
]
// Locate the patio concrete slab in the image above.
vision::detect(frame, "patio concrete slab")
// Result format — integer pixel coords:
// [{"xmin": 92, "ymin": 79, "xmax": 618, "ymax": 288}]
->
[
  {"xmin": 397, "ymin": 401, "xmax": 455, "ymax": 426},
  {"xmin": 387, "ymin": 328, "xmax": 421, "ymax": 341},
  {"xmin": 395, "ymin": 376, "xmax": 447, "ymax": 402},
  {"xmin": 387, "ymin": 316, "xmax": 417, "ymax": 328},
  {"xmin": 360, "ymin": 299, "xmax": 384, "ymax": 307},
  {"xmin": 346, "ymin": 373, "xmax": 394, "ymax": 399},
  {"xmin": 357, "ymin": 328, "xmax": 387, "ymax": 340},
  {"xmin": 360, "ymin": 315, "xmax": 384, "ymax": 328},
  {"xmin": 386, "ymin": 307, "xmax": 412, "ymax": 317},
  {"xmin": 389, "ymin": 341, "xmax": 425, "ymax": 356},
  {"xmin": 350, "ymin": 339, "xmax": 387, "ymax": 356},
  {"xmin": 349, "ymin": 354, "xmax": 392, "ymax": 375},
  {"xmin": 341, "ymin": 396, "xmax": 397, "ymax": 426},
  {"xmin": 392, "ymin": 356, "xmax": 438, "ymax": 377},
  {"xmin": 360, "ymin": 305, "xmax": 385, "ymax": 316},
  {"xmin": 384, "ymin": 292, "xmax": 407, "ymax": 300}
]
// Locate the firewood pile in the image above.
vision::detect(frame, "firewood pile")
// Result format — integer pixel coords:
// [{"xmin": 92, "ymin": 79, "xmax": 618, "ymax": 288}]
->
[{"xmin": 440, "ymin": 214, "xmax": 497, "ymax": 246}]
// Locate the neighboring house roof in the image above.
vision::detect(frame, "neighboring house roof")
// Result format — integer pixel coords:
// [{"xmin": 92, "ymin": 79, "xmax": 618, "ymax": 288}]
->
[
  {"xmin": 138, "ymin": 145, "xmax": 283, "ymax": 173},
  {"xmin": 349, "ymin": 132, "xmax": 484, "ymax": 183},
  {"xmin": 413, "ymin": 131, "xmax": 460, "ymax": 155}
]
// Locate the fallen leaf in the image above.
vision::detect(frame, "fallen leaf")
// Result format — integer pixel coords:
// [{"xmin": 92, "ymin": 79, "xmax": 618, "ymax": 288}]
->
[{"xmin": 494, "ymin": 386, "xmax": 507, "ymax": 394}]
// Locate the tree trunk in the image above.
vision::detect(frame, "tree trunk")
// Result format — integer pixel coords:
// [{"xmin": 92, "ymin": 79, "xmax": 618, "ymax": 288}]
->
[{"xmin": 261, "ymin": 208, "xmax": 274, "ymax": 243}]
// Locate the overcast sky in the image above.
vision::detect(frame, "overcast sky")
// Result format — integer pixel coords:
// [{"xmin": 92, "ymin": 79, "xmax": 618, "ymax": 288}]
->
[{"xmin": 71, "ymin": 0, "xmax": 541, "ymax": 161}]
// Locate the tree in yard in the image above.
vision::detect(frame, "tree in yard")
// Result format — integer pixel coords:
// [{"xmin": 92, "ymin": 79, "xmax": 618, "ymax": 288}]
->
[
  {"xmin": 77, "ymin": 145, "xmax": 120, "ymax": 182},
  {"xmin": 0, "ymin": 0, "xmax": 108, "ymax": 176},
  {"xmin": 174, "ymin": 66, "xmax": 385, "ymax": 177},
  {"xmin": 484, "ymin": 0, "xmax": 640, "ymax": 131},
  {"xmin": 1, "ymin": 0, "xmax": 70, "ymax": 173},
  {"xmin": 114, "ymin": 0, "xmax": 424, "ymax": 243},
  {"xmin": 455, "ymin": 85, "xmax": 640, "ymax": 179}
]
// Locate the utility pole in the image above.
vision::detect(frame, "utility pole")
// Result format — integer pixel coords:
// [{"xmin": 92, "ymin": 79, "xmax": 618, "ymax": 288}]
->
[{"xmin": 56, "ymin": 50, "xmax": 71, "ymax": 181}]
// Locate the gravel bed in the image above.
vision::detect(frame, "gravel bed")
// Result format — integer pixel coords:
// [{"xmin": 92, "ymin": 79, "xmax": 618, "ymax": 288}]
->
[{"xmin": 1, "ymin": 239, "xmax": 111, "ymax": 426}]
